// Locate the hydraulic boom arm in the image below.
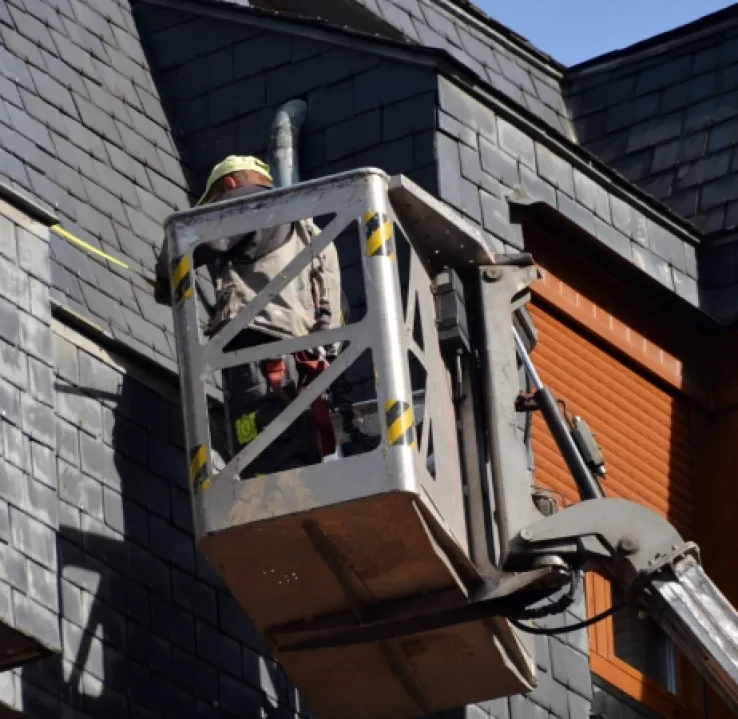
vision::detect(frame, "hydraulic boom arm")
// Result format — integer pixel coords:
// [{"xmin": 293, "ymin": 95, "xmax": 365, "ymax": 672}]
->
[{"xmin": 507, "ymin": 498, "xmax": 738, "ymax": 714}]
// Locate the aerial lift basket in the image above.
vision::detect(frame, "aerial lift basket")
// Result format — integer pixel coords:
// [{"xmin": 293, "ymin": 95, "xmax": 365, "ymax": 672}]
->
[{"xmin": 163, "ymin": 168, "xmax": 546, "ymax": 719}]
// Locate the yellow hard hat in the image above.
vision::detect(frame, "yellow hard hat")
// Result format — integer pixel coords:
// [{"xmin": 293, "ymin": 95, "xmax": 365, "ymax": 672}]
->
[{"xmin": 196, "ymin": 155, "xmax": 272, "ymax": 206}]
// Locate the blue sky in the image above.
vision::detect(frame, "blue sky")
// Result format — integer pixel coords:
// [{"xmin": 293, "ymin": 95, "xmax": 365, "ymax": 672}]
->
[{"xmin": 477, "ymin": 1, "xmax": 736, "ymax": 66}]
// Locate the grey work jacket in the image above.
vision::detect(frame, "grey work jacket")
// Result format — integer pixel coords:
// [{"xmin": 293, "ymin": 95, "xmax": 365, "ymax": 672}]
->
[{"xmin": 155, "ymin": 184, "xmax": 342, "ymax": 349}]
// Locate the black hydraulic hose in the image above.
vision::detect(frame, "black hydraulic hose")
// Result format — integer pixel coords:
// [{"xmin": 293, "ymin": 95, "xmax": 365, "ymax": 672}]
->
[{"xmin": 513, "ymin": 327, "xmax": 603, "ymax": 501}]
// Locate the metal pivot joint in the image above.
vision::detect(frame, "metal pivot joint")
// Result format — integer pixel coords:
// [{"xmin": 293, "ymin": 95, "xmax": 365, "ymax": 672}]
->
[{"xmin": 508, "ymin": 498, "xmax": 738, "ymax": 715}]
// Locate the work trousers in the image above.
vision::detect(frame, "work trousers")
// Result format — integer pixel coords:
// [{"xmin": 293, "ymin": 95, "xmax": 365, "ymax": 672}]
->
[{"xmin": 222, "ymin": 329, "xmax": 322, "ymax": 479}]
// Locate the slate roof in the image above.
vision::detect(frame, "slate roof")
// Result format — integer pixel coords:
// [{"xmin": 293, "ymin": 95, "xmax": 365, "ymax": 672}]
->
[
  {"xmin": 256, "ymin": 0, "xmax": 575, "ymax": 138},
  {"xmin": 565, "ymin": 4, "xmax": 738, "ymax": 236},
  {"xmin": 0, "ymin": 0, "xmax": 735, "ymax": 379},
  {"xmin": 0, "ymin": 0, "xmax": 192, "ymax": 371}
]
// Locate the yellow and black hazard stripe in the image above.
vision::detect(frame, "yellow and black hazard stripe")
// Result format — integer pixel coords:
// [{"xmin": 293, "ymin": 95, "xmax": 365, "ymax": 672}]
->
[
  {"xmin": 171, "ymin": 254, "xmax": 193, "ymax": 304},
  {"xmin": 364, "ymin": 211, "xmax": 395, "ymax": 258},
  {"xmin": 385, "ymin": 399, "xmax": 415, "ymax": 447},
  {"xmin": 189, "ymin": 444, "xmax": 210, "ymax": 491}
]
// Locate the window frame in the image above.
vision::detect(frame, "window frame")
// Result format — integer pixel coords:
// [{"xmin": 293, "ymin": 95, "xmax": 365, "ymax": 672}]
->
[{"xmin": 586, "ymin": 572, "xmax": 699, "ymax": 719}]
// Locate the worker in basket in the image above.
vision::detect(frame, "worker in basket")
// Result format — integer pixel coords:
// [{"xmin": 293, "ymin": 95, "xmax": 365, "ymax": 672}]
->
[{"xmin": 154, "ymin": 155, "xmax": 378, "ymax": 478}]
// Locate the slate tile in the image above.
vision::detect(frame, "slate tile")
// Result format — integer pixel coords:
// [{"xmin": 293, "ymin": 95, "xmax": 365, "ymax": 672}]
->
[
  {"xmin": 604, "ymin": 93, "xmax": 659, "ymax": 134},
  {"xmin": 69, "ymin": 0, "xmax": 114, "ymax": 43},
  {"xmin": 572, "ymin": 170, "xmax": 611, "ymax": 221},
  {"xmin": 7, "ymin": 5, "xmax": 57, "ymax": 53},
  {"xmin": 651, "ymin": 133, "xmax": 707, "ymax": 174},
  {"xmin": 411, "ymin": 19, "xmax": 451, "ymax": 51},
  {"xmin": 60, "ymin": 13, "xmax": 106, "ymax": 62},
  {"xmin": 685, "ymin": 92, "xmax": 738, "ymax": 134},
  {"xmin": 0, "ymin": 0, "xmax": 11, "ymax": 25},
  {"xmin": 353, "ymin": 63, "xmax": 434, "ymax": 115},
  {"xmin": 132, "ymin": 285, "xmax": 174, "ymax": 332},
  {"xmin": 684, "ymin": 242, "xmax": 698, "ymax": 279},
  {"xmin": 17, "ymin": 227, "xmax": 51, "ymax": 286},
  {"xmin": 535, "ymin": 143, "xmax": 574, "ymax": 197},
  {"xmin": 532, "ymin": 76, "xmax": 565, "ymax": 113},
  {"xmin": 693, "ymin": 206, "xmax": 727, "ymax": 234},
  {"xmin": 635, "ymin": 54, "xmax": 691, "ymax": 95},
  {"xmin": 48, "ymin": 160, "xmax": 87, "ymax": 203},
  {"xmin": 438, "ymin": 110, "xmax": 478, "ymax": 149},
  {"xmin": 0, "ymin": 73, "xmax": 22, "ymax": 110},
  {"xmin": 496, "ymin": 52, "xmax": 537, "ymax": 96},
  {"xmin": 379, "ymin": 1, "xmax": 418, "ymax": 38},
  {"xmin": 48, "ymin": 134, "xmax": 91, "ymax": 182},
  {"xmin": 72, "ymin": 195, "xmax": 117, "ymax": 240},
  {"xmin": 457, "ymin": 27, "xmax": 500, "ymax": 70},
  {"xmin": 61, "ymin": 113, "xmax": 107, "ymax": 162},
  {"xmin": 0, "ymin": 254, "xmax": 29, "ymax": 315},
  {"xmin": 0, "ymin": 216, "xmax": 16, "ymax": 265},
  {"xmin": 610, "ymin": 151, "xmax": 654, "ymax": 184},
  {"xmin": 724, "ymin": 63, "xmax": 738, "ymax": 92},
  {"xmin": 19, "ymin": 311, "xmax": 53, "ymax": 364},
  {"xmin": 28, "ymin": 65, "xmax": 78, "ymax": 118},
  {"xmin": 111, "ymin": 222, "xmax": 155, "ymax": 271},
  {"xmin": 497, "ymin": 117, "xmax": 535, "ymax": 170},
  {"xmin": 594, "ymin": 218, "xmax": 631, "ymax": 260},
  {"xmin": 0, "ymin": 147, "xmax": 30, "ymax": 189},
  {"xmin": 50, "ymin": 230, "xmax": 97, "ymax": 283},
  {"xmin": 420, "ymin": 2, "xmax": 462, "ymax": 44},
  {"xmin": 556, "ymin": 191, "xmax": 596, "ymax": 236},
  {"xmin": 49, "ymin": 27, "xmax": 97, "ymax": 78},
  {"xmin": 662, "ymin": 73, "xmax": 719, "ymax": 114},
  {"xmin": 568, "ymin": 691, "xmax": 591, "ymax": 719},
  {"xmin": 0, "ymin": 24, "xmax": 45, "ymax": 73},
  {"xmin": 114, "ymin": 121, "xmax": 162, "ymax": 171},
  {"xmin": 0, "ymin": 122, "xmax": 53, "ymax": 177},
  {"xmin": 632, "ymin": 243, "xmax": 674, "ymax": 288},
  {"xmin": 4, "ymin": 101, "xmax": 52, "ymax": 150},
  {"xmin": 0, "ymin": 42, "xmax": 35, "ymax": 90},
  {"xmin": 480, "ymin": 190, "xmax": 511, "ymax": 243},
  {"xmin": 549, "ymin": 638, "xmax": 593, "ymax": 699},
  {"xmin": 626, "ymin": 111, "xmax": 684, "ymax": 153},
  {"xmin": 124, "ymin": 203, "xmax": 164, "ymax": 242},
  {"xmin": 524, "ymin": 96, "xmax": 570, "ymax": 137},
  {"xmin": 81, "ymin": 177, "xmax": 128, "ymax": 226},
  {"xmin": 726, "ymin": 200, "xmax": 738, "ymax": 229},
  {"xmin": 438, "ymin": 76, "xmax": 497, "ymax": 140},
  {"xmin": 517, "ymin": 164, "xmax": 555, "ymax": 207},
  {"xmin": 0, "ymin": 296, "xmax": 19, "ymax": 346},
  {"xmin": 707, "ymin": 118, "xmax": 738, "ymax": 153},
  {"xmin": 73, "ymin": 93, "xmax": 120, "ymax": 143},
  {"xmin": 135, "ymin": 85, "xmax": 169, "ymax": 132},
  {"xmin": 509, "ymin": 694, "xmax": 546, "ymax": 718},
  {"xmin": 675, "ymin": 150, "xmax": 732, "ymax": 192},
  {"xmin": 436, "ymin": 132, "xmax": 463, "ymax": 213},
  {"xmin": 673, "ymin": 268, "xmax": 699, "ymax": 306},
  {"xmin": 459, "ymin": 179, "xmax": 482, "ymax": 222},
  {"xmin": 94, "ymin": 58, "xmax": 141, "ymax": 107},
  {"xmin": 121, "ymin": 306, "xmax": 172, "ymax": 358},
  {"xmin": 382, "ymin": 92, "xmax": 435, "ymax": 142},
  {"xmin": 479, "ymin": 136, "xmax": 520, "ymax": 188},
  {"xmin": 446, "ymin": 42, "xmax": 487, "ymax": 80},
  {"xmin": 79, "ymin": 282, "xmax": 129, "ymax": 332},
  {"xmin": 324, "ymin": 110, "xmax": 381, "ymax": 163},
  {"xmin": 700, "ymin": 174, "xmax": 738, "ymax": 211},
  {"xmin": 102, "ymin": 41, "xmax": 150, "ymax": 90}
]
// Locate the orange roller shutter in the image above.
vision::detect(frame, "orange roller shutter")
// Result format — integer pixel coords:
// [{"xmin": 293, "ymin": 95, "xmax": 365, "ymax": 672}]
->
[{"xmin": 528, "ymin": 301, "xmax": 696, "ymax": 540}]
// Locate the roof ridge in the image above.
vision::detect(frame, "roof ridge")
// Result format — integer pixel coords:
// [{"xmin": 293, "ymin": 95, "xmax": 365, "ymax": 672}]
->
[
  {"xmin": 568, "ymin": 2, "xmax": 738, "ymax": 75},
  {"xmin": 434, "ymin": 0, "xmax": 565, "ymax": 73}
]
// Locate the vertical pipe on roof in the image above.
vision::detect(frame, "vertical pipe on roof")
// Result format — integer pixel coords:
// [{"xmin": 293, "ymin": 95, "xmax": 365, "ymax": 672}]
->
[{"xmin": 267, "ymin": 99, "xmax": 308, "ymax": 189}]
